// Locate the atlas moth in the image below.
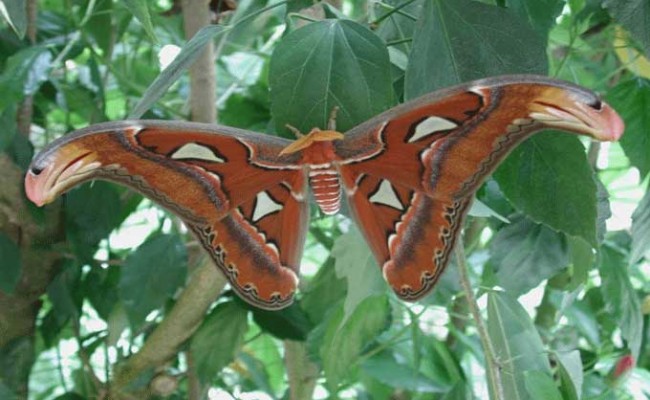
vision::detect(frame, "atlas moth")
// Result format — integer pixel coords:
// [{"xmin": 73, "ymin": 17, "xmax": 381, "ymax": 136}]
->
[{"xmin": 25, "ymin": 75, "xmax": 624, "ymax": 310}]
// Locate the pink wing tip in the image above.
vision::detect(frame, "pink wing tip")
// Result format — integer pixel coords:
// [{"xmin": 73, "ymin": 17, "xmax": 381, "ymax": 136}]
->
[
  {"xmin": 24, "ymin": 169, "xmax": 47, "ymax": 207},
  {"xmin": 602, "ymin": 103, "xmax": 625, "ymax": 141}
]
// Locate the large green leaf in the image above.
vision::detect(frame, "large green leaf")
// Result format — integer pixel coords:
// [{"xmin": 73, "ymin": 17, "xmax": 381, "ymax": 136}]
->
[
  {"xmin": 118, "ymin": 234, "xmax": 188, "ymax": 327},
  {"xmin": 248, "ymin": 301, "xmax": 312, "ymax": 341},
  {"xmin": 606, "ymin": 79, "xmax": 650, "ymax": 179},
  {"xmin": 190, "ymin": 300, "xmax": 249, "ymax": 383},
  {"xmin": 361, "ymin": 351, "xmax": 446, "ymax": 393},
  {"xmin": 318, "ymin": 294, "xmax": 390, "ymax": 390},
  {"xmin": 300, "ymin": 257, "xmax": 347, "ymax": 322},
  {"xmin": 404, "ymin": 0, "xmax": 547, "ymax": 99},
  {"xmin": 630, "ymin": 187, "xmax": 650, "ymax": 264},
  {"xmin": 494, "ymin": 132, "xmax": 599, "ymax": 246},
  {"xmin": 0, "ymin": 233, "xmax": 21, "ymax": 294},
  {"xmin": 0, "ymin": 46, "xmax": 51, "ymax": 112},
  {"xmin": 524, "ymin": 370, "xmax": 563, "ymax": 400},
  {"xmin": 555, "ymin": 351, "xmax": 583, "ymax": 400},
  {"xmin": 332, "ymin": 227, "xmax": 386, "ymax": 321},
  {"xmin": 490, "ymin": 216, "xmax": 570, "ymax": 296},
  {"xmin": 505, "ymin": 0, "xmax": 564, "ymax": 37},
  {"xmin": 603, "ymin": 0, "xmax": 650, "ymax": 58},
  {"xmin": 65, "ymin": 182, "xmax": 123, "ymax": 261},
  {"xmin": 487, "ymin": 291, "xmax": 552, "ymax": 399},
  {"xmin": 122, "ymin": 0, "xmax": 157, "ymax": 42},
  {"xmin": 599, "ymin": 243, "xmax": 643, "ymax": 358},
  {"xmin": 269, "ymin": 19, "xmax": 394, "ymax": 135}
]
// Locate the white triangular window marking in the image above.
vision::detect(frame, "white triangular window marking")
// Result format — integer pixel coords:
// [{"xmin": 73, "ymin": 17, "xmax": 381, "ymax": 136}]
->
[
  {"xmin": 252, "ymin": 191, "xmax": 284, "ymax": 222},
  {"xmin": 369, "ymin": 180, "xmax": 404, "ymax": 211},
  {"xmin": 408, "ymin": 116, "xmax": 458, "ymax": 143},
  {"xmin": 171, "ymin": 143, "xmax": 225, "ymax": 162}
]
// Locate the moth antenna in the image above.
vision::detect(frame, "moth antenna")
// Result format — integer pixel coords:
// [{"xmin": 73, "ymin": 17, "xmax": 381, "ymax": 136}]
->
[
  {"xmin": 285, "ymin": 124, "xmax": 304, "ymax": 138},
  {"xmin": 328, "ymin": 106, "xmax": 340, "ymax": 131}
]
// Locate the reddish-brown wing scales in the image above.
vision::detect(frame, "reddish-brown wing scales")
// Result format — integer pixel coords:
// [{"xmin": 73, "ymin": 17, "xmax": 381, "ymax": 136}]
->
[{"xmin": 25, "ymin": 75, "xmax": 624, "ymax": 309}]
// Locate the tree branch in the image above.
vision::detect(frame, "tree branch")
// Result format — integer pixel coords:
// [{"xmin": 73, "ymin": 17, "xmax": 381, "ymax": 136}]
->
[{"xmin": 284, "ymin": 340, "xmax": 319, "ymax": 400}]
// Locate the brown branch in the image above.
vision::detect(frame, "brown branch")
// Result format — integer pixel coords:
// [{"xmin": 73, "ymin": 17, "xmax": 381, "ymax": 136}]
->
[
  {"xmin": 182, "ymin": 0, "xmax": 217, "ymax": 123},
  {"xmin": 111, "ymin": 257, "xmax": 226, "ymax": 396},
  {"xmin": 284, "ymin": 340, "xmax": 319, "ymax": 400}
]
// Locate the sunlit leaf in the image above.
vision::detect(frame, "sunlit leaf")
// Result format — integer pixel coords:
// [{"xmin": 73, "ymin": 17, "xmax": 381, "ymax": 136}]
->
[
  {"xmin": 269, "ymin": 19, "xmax": 394, "ymax": 135},
  {"xmin": 487, "ymin": 291, "xmax": 552, "ymax": 399},
  {"xmin": 630, "ymin": 186, "xmax": 650, "ymax": 265},
  {"xmin": 606, "ymin": 79, "xmax": 650, "ymax": 179},
  {"xmin": 599, "ymin": 243, "xmax": 643, "ymax": 358},
  {"xmin": 0, "ymin": 0, "xmax": 26, "ymax": 38},
  {"xmin": 555, "ymin": 351, "xmax": 582, "ymax": 400},
  {"xmin": 524, "ymin": 370, "xmax": 563, "ymax": 400}
]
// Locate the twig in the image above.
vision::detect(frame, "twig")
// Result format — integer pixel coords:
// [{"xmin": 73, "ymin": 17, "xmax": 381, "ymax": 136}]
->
[{"xmin": 455, "ymin": 242, "xmax": 504, "ymax": 400}]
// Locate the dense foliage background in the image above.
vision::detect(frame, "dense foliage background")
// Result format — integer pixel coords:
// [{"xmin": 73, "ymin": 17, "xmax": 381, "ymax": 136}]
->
[{"xmin": 0, "ymin": 0, "xmax": 649, "ymax": 399}]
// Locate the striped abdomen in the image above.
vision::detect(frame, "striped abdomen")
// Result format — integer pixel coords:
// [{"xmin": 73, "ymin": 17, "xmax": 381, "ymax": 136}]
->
[{"xmin": 309, "ymin": 168, "xmax": 341, "ymax": 215}]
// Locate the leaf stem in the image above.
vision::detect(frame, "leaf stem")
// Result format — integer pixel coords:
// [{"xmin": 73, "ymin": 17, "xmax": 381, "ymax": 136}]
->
[
  {"xmin": 371, "ymin": 0, "xmax": 419, "ymax": 24},
  {"xmin": 455, "ymin": 242, "xmax": 503, "ymax": 400}
]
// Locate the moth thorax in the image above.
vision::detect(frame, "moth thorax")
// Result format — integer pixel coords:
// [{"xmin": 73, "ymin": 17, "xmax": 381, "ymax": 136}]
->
[{"xmin": 309, "ymin": 169, "xmax": 341, "ymax": 215}]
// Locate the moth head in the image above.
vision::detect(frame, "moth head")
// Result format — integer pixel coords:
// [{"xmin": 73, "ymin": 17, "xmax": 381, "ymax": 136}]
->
[
  {"xmin": 279, "ymin": 128, "xmax": 344, "ymax": 155},
  {"xmin": 528, "ymin": 84, "xmax": 624, "ymax": 142}
]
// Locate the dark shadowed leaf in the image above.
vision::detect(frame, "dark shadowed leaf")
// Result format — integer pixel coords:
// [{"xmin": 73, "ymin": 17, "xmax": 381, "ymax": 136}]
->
[
  {"xmin": 599, "ymin": 243, "xmax": 643, "ymax": 358},
  {"xmin": 0, "ymin": 233, "xmax": 21, "ymax": 294},
  {"xmin": 490, "ymin": 216, "xmax": 570, "ymax": 296},
  {"xmin": 404, "ymin": 0, "xmax": 546, "ymax": 99},
  {"xmin": 118, "ymin": 234, "xmax": 188, "ymax": 327},
  {"xmin": 361, "ymin": 351, "xmax": 446, "ymax": 393},
  {"xmin": 318, "ymin": 294, "xmax": 390, "ymax": 390},
  {"xmin": 505, "ymin": 0, "xmax": 564, "ymax": 37},
  {"xmin": 269, "ymin": 19, "xmax": 394, "ymax": 135},
  {"xmin": 630, "ymin": 187, "xmax": 650, "ymax": 264},
  {"xmin": 300, "ymin": 257, "xmax": 346, "ymax": 322},
  {"xmin": 0, "ymin": 337, "xmax": 34, "ymax": 396},
  {"xmin": 495, "ymin": 132, "xmax": 598, "ymax": 245},
  {"xmin": 249, "ymin": 301, "xmax": 312, "ymax": 341},
  {"xmin": 190, "ymin": 300, "xmax": 249, "ymax": 383},
  {"xmin": 524, "ymin": 370, "xmax": 563, "ymax": 400},
  {"xmin": 603, "ymin": 0, "xmax": 650, "ymax": 57},
  {"xmin": 84, "ymin": 264, "xmax": 121, "ymax": 321},
  {"xmin": 47, "ymin": 262, "xmax": 82, "ymax": 327},
  {"xmin": 487, "ymin": 291, "xmax": 552, "ymax": 399},
  {"xmin": 0, "ymin": 383, "xmax": 16, "ymax": 400},
  {"xmin": 606, "ymin": 79, "xmax": 650, "ymax": 179},
  {"xmin": 65, "ymin": 182, "xmax": 123, "ymax": 261},
  {"xmin": 53, "ymin": 393, "xmax": 86, "ymax": 400}
]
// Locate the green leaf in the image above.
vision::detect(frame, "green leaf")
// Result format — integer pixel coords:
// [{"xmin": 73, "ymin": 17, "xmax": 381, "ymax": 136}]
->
[
  {"xmin": 494, "ymin": 132, "xmax": 599, "ymax": 245},
  {"xmin": 630, "ymin": 187, "xmax": 650, "ymax": 264},
  {"xmin": 129, "ymin": 25, "xmax": 226, "ymax": 119},
  {"xmin": 599, "ymin": 244, "xmax": 643, "ymax": 358},
  {"xmin": 122, "ymin": 0, "xmax": 157, "ymax": 42},
  {"xmin": 524, "ymin": 370, "xmax": 563, "ymax": 400},
  {"xmin": 190, "ymin": 301, "xmax": 249, "ymax": 383},
  {"xmin": 606, "ymin": 79, "xmax": 650, "ymax": 179},
  {"xmin": 487, "ymin": 291, "xmax": 552, "ymax": 399},
  {"xmin": 0, "ymin": 46, "xmax": 52, "ymax": 112},
  {"xmin": 249, "ymin": 301, "xmax": 312, "ymax": 340},
  {"xmin": 0, "ymin": 383, "xmax": 16, "ymax": 400},
  {"xmin": 361, "ymin": 351, "xmax": 446, "ymax": 393},
  {"xmin": 84, "ymin": 265, "xmax": 120, "ymax": 320},
  {"xmin": 86, "ymin": 0, "xmax": 113, "ymax": 56},
  {"xmin": 269, "ymin": 19, "xmax": 394, "ymax": 135},
  {"xmin": 505, "ymin": 0, "xmax": 564, "ymax": 37},
  {"xmin": 0, "ymin": 0, "xmax": 26, "ymax": 38},
  {"xmin": 555, "ymin": 350, "xmax": 583, "ymax": 400},
  {"xmin": 319, "ymin": 294, "xmax": 390, "ymax": 390},
  {"xmin": 603, "ymin": 0, "xmax": 650, "ymax": 58},
  {"xmin": 332, "ymin": 227, "xmax": 386, "ymax": 321},
  {"xmin": 300, "ymin": 257, "xmax": 346, "ymax": 322},
  {"xmin": 118, "ymin": 234, "xmax": 188, "ymax": 327},
  {"xmin": 0, "ymin": 337, "xmax": 34, "ymax": 397},
  {"xmin": 0, "ymin": 233, "xmax": 21, "ymax": 294},
  {"xmin": 404, "ymin": 0, "xmax": 547, "ymax": 99},
  {"xmin": 565, "ymin": 236, "xmax": 594, "ymax": 290},
  {"xmin": 47, "ymin": 262, "xmax": 82, "ymax": 327},
  {"xmin": 490, "ymin": 216, "xmax": 570, "ymax": 296},
  {"xmin": 65, "ymin": 182, "xmax": 123, "ymax": 261}
]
